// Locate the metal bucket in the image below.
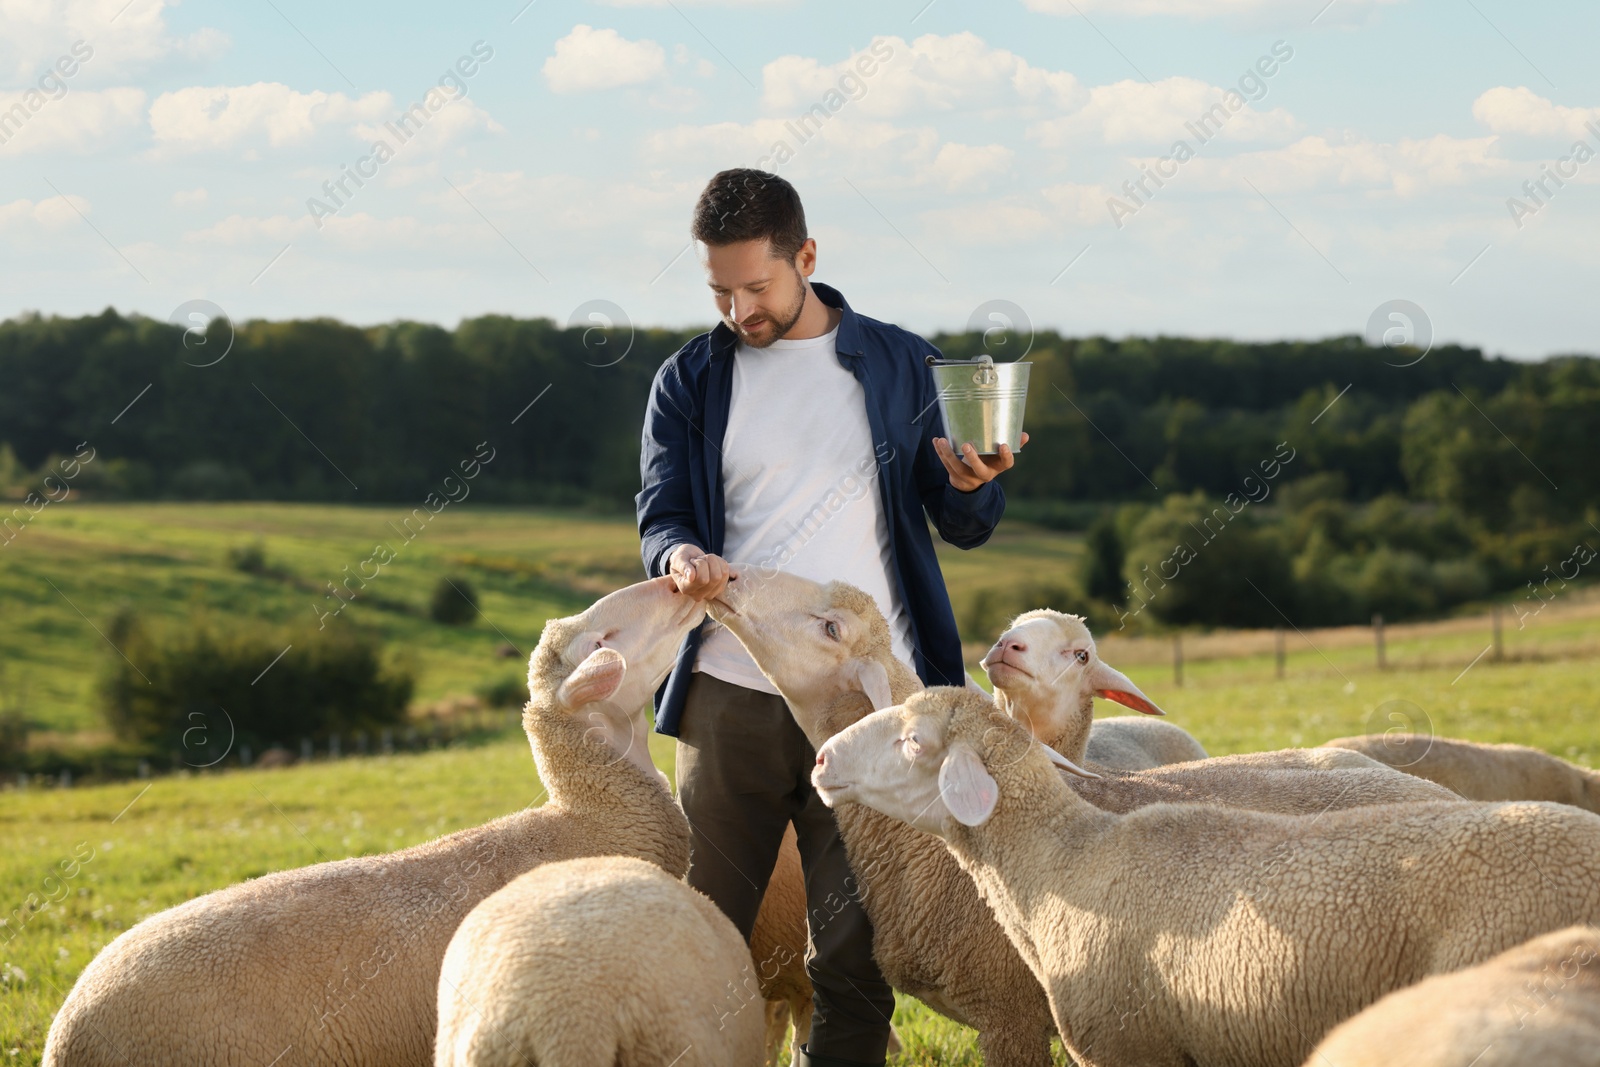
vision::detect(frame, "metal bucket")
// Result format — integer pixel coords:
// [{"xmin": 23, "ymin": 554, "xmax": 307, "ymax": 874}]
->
[{"xmin": 925, "ymin": 354, "xmax": 1030, "ymax": 456}]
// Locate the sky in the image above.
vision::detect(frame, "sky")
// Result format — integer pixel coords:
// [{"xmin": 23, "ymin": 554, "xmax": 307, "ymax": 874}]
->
[{"xmin": 1, "ymin": 0, "xmax": 1596, "ymax": 359}]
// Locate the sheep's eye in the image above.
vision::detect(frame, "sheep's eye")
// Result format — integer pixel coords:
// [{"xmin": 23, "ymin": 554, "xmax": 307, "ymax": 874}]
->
[
  {"xmin": 1073, "ymin": 649, "xmax": 1089, "ymax": 664},
  {"xmin": 824, "ymin": 620, "xmax": 840, "ymax": 641},
  {"xmin": 902, "ymin": 734, "xmax": 922, "ymax": 759}
]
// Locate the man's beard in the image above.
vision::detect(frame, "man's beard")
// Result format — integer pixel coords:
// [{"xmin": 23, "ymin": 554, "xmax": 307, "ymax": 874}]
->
[{"xmin": 728, "ymin": 272, "xmax": 807, "ymax": 349}]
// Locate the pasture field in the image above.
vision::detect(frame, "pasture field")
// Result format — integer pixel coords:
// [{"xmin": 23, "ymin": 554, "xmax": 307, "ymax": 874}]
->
[{"xmin": 1, "ymin": 503, "xmax": 1597, "ymax": 1063}]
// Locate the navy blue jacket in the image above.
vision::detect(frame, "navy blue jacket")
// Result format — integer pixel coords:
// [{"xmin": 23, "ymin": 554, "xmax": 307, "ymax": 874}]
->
[{"xmin": 636, "ymin": 282, "xmax": 1006, "ymax": 736}]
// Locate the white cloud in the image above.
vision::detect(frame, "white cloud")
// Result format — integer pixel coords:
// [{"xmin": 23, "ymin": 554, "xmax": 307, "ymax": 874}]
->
[
  {"xmin": 1022, "ymin": 0, "xmax": 1400, "ymax": 17},
  {"xmin": 927, "ymin": 142, "xmax": 1014, "ymax": 190},
  {"xmin": 0, "ymin": 193, "xmax": 92, "ymax": 229},
  {"xmin": 543, "ymin": 26, "xmax": 666, "ymax": 93},
  {"xmin": 1473, "ymin": 86, "xmax": 1600, "ymax": 141},
  {"xmin": 1180, "ymin": 133, "xmax": 1504, "ymax": 195},
  {"xmin": 0, "ymin": 0, "xmax": 227, "ymax": 87},
  {"xmin": 1031, "ymin": 76, "xmax": 1299, "ymax": 147},
  {"xmin": 0, "ymin": 85, "xmax": 144, "ymax": 153},
  {"xmin": 762, "ymin": 32, "xmax": 1082, "ymax": 119},
  {"xmin": 351, "ymin": 96, "xmax": 503, "ymax": 153},
  {"xmin": 148, "ymin": 83, "xmax": 391, "ymax": 154},
  {"xmin": 171, "ymin": 186, "xmax": 207, "ymax": 206}
]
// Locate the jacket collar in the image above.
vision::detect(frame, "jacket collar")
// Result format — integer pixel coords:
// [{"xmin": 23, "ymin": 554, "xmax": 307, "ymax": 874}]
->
[{"xmin": 707, "ymin": 280, "xmax": 860, "ymax": 361}]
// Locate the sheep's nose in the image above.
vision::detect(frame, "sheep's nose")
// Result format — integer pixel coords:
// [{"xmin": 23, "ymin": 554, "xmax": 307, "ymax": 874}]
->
[
  {"xmin": 1005, "ymin": 638, "xmax": 1027, "ymax": 653},
  {"xmin": 815, "ymin": 751, "xmax": 827, "ymax": 769}
]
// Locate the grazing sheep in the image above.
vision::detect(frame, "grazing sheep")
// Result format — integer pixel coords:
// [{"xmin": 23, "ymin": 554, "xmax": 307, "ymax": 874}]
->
[
  {"xmin": 1325, "ymin": 733, "xmax": 1600, "ymax": 812},
  {"xmin": 815, "ymin": 685, "xmax": 1600, "ymax": 1067},
  {"xmin": 43, "ymin": 576, "xmax": 702, "ymax": 1067},
  {"xmin": 984, "ymin": 610, "xmax": 1388, "ymax": 774},
  {"xmin": 1304, "ymin": 924, "xmax": 1600, "ymax": 1067},
  {"xmin": 706, "ymin": 572, "xmax": 1456, "ymax": 1066},
  {"xmin": 436, "ymin": 855, "xmax": 766, "ymax": 1066}
]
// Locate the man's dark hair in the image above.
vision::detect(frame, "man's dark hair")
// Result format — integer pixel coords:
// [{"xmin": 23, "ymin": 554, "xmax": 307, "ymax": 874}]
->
[{"xmin": 691, "ymin": 169, "xmax": 808, "ymax": 260}]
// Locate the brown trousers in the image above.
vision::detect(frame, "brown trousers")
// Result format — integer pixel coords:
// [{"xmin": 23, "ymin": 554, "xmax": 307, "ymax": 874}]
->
[{"xmin": 676, "ymin": 670, "xmax": 895, "ymax": 1066}]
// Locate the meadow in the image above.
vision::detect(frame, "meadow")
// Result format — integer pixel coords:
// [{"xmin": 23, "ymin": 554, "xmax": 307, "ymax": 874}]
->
[{"xmin": 2, "ymin": 503, "xmax": 1596, "ymax": 1063}]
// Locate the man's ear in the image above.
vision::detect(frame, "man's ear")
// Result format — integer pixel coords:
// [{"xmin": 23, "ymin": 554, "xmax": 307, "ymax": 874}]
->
[
  {"xmin": 938, "ymin": 743, "xmax": 999, "ymax": 827},
  {"xmin": 1089, "ymin": 660, "xmax": 1164, "ymax": 716},
  {"xmin": 557, "ymin": 648, "xmax": 627, "ymax": 710},
  {"xmin": 851, "ymin": 658, "xmax": 893, "ymax": 711}
]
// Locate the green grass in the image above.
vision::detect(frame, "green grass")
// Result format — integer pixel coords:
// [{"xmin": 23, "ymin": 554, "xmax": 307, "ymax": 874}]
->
[{"xmin": 3, "ymin": 502, "xmax": 1598, "ymax": 1063}]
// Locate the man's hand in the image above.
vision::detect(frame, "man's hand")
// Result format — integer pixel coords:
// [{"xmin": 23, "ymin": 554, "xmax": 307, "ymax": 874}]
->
[
  {"xmin": 933, "ymin": 431, "xmax": 1029, "ymax": 492},
  {"xmin": 667, "ymin": 544, "xmax": 733, "ymax": 602}
]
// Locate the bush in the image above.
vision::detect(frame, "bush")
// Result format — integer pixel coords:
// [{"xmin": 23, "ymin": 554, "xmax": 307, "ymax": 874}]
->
[
  {"xmin": 476, "ymin": 674, "xmax": 530, "ymax": 709},
  {"xmin": 1079, "ymin": 512, "xmax": 1126, "ymax": 605},
  {"xmin": 429, "ymin": 576, "xmax": 479, "ymax": 625},
  {"xmin": 226, "ymin": 540, "xmax": 269, "ymax": 574},
  {"xmin": 951, "ymin": 577, "xmax": 1079, "ymax": 645},
  {"xmin": 100, "ymin": 613, "xmax": 413, "ymax": 754}
]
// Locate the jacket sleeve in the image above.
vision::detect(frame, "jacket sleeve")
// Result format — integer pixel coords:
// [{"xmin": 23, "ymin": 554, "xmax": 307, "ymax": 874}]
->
[
  {"xmin": 912, "ymin": 342, "xmax": 1006, "ymax": 550},
  {"xmin": 636, "ymin": 356, "xmax": 704, "ymax": 578}
]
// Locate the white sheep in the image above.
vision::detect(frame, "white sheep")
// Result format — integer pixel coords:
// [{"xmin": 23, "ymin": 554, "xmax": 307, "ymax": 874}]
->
[
  {"xmin": 814, "ymin": 684, "xmax": 1600, "ymax": 1067},
  {"xmin": 1304, "ymin": 924, "xmax": 1600, "ymax": 1066},
  {"xmin": 436, "ymin": 854, "xmax": 767, "ymax": 1066},
  {"xmin": 1324, "ymin": 732, "xmax": 1600, "ymax": 812},
  {"xmin": 706, "ymin": 572, "xmax": 1456, "ymax": 1066},
  {"xmin": 984, "ymin": 610, "xmax": 1384, "ymax": 773},
  {"xmin": 43, "ymin": 576, "xmax": 704, "ymax": 1067}
]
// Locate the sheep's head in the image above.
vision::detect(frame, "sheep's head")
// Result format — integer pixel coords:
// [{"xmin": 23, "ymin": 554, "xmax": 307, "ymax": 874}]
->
[
  {"xmin": 706, "ymin": 570, "xmax": 899, "ymax": 740},
  {"xmin": 526, "ymin": 576, "xmax": 705, "ymax": 777},
  {"xmin": 982, "ymin": 610, "xmax": 1162, "ymax": 748},
  {"xmin": 813, "ymin": 686, "xmax": 1096, "ymax": 836}
]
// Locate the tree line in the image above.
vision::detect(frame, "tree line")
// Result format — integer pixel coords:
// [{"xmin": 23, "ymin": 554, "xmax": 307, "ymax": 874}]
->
[{"xmin": 3, "ymin": 307, "xmax": 1596, "ymax": 628}]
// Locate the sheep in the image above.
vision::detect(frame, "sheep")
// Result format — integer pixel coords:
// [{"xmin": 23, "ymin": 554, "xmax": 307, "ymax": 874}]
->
[
  {"xmin": 814, "ymin": 684, "xmax": 1600, "ymax": 1067},
  {"xmin": 705, "ymin": 571, "xmax": 1457, "ymax": 1066},
  {"xmin": 435, "ymin": 855, "xmax": 766, "ymax": 1066},
  {"xmin": 1086, "ymin": 715, "xmax": 1208, "ymax": 770},
  {"xmin": 1324, "ymin": 732, "xmax": 1600, "ymax": 812},
  {"xmin": 750, "ymin": 824, "xmax": 812, "ymax": 1064},
  {"xmin": 1303, "ymin": 924, "xmax": 1600, "ymax": 1067},
  {"xmin": 42, "ymin": 576, "xmax": 703, "ymax": 1067},
  {"xmin": 984, "ymin": 610, "xmax": 1388, "ymax": 774}
]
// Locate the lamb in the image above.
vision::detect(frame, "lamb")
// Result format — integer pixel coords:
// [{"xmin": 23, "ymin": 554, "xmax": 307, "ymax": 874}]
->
[
  {"xmin": 750, "ymin": 824, "xmax": 812, "ymax": 1063},
  {"xmin": 436, "ymin": 855, "xmax": 766, "ymax": 1066},
  {"xmin": 813, "ymin": 684, "xmax": 1600, "ymax": 1067},
  {"xmin": 42, "ymin": 576, "xmax": 703, "ymax": 1067},
  {"xmin": 705, "ymin": 571, "xmax": 1457, "ymax": 1066},
  {"xmin": 1324, "ymin": 732, "xmax": 1600, "ymax": 812},
  {"xmin": 1304, "ymin": 924, "xmax": 1600, "ymax": 1067},
  {"xmin": 985, "ymin": 609, "xmax": 1387, "ymax": 774}
]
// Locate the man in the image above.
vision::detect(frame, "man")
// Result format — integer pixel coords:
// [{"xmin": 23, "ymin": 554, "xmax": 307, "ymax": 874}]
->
[{"xmin": 636, "ymin": 168, "xmax": 1022, "ymax": 1067}]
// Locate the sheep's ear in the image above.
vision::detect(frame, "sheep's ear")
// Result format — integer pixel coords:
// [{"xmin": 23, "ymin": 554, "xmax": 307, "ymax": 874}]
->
[
  {"xmin": 852, "ymin": 659, "xmax": 893, "ymax": 712},
  {"xmin": 1089, "ymin": 661, "xmax": 1164, "ymax": 716},
  {"xmin": 939, "ymin": 743, "xmax": 999, "ymax": 826},
  {"xmin": 1040, "ymin": 741, "xmax": 1100, "ymax": 779},
  {"xmin": 558, "ymin": 647, "xmax": 627, "ymax": 709}
]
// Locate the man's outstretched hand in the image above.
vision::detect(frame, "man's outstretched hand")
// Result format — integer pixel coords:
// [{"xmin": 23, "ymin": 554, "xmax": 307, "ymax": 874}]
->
[
  {"xmin": 667, "ymin": 543, "xmax": 733, "ymax": 602},
  {"xmin": 934, "ymin": 431, "xmax": 1028, "ymax": 492}
]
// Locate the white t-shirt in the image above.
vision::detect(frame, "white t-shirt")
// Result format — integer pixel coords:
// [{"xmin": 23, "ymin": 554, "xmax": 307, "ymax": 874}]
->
[{"xmin": 692, "ymin": 325, "xmax": 918, "ymax": 694}]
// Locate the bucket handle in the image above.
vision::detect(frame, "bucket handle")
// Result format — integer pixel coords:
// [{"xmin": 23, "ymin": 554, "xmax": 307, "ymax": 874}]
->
[{"xmin": 926, "ymin": 353, "xmax": 998, "ymax": 386}]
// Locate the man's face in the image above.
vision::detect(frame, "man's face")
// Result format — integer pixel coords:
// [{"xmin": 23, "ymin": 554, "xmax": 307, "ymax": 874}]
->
[{"xmin": 698, "ymin": 238, "xmax": 812, "ymax": 349}]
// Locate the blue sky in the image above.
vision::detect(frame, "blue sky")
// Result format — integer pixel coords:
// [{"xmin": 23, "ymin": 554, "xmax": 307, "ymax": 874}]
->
[{"xmin": 2, "ymin": 0, "xmax": 1595, "ymax": 358}]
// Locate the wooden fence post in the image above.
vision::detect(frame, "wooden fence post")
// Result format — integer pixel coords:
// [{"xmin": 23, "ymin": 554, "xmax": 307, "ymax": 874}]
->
[
  {"xmin": 1491, "ymin": 604, "xmax": 1503, "ymax": 662},
  {"xmin": 1373, "ymin": 613, "xmax": 1386, "ymax": 670},
  {"xmin": 1275, "ymin": 626, "xmax": 1286, "ymax": 680}
]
